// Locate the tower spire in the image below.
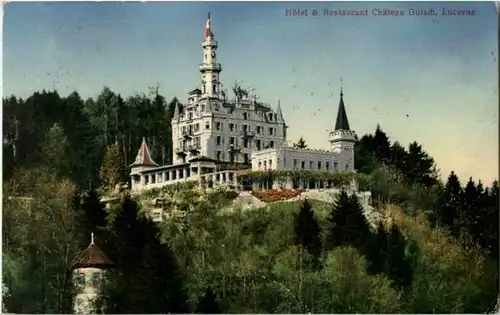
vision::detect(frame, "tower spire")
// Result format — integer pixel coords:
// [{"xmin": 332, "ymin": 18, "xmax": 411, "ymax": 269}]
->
[
  {"xmin": 334, "ymin": 81, "xmax": 350, "ymax": 131},
  {"xmin": 90, "ymin": 232, "xmax": 94, "ymax": 245},
  {"xmin": 340, "ymin": 76, "xmax": 344, "ymax": 96}
]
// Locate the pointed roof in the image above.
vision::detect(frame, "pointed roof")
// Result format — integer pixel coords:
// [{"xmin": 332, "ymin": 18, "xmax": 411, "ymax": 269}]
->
[
  {"xmin": 173, "ymin": 102, "xmax": 180, "ymax": 120},
  {"xmin": 130, "ymin": 137, "xmax": 158, "ymax": 167},
  {"xmin": 71, "ymin": 234, "xmax": 113, "ymax": 270},
  {"xmin": 334, "ymin": 89, "xmax": 350, "ymax": 131},
  {"xmin": 276, "ymin": 100, "xmax": 284, "ymax": 121}
]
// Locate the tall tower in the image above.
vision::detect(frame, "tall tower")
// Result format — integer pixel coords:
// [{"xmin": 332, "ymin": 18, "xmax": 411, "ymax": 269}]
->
[
  {"xmin": 200, "ymin": 12, "xmax": 222, "ymax": 98},
  {"xmin": 71, "ymin": 234, "xmax": 113, "ymax": 314},
  {"xmin": 329, "ymin": 83, "xmax": 356, "ymax": 171}
]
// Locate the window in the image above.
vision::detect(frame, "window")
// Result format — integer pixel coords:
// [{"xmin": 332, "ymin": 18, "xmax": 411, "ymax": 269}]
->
[
  {"xmin": 269, "ymin": 160, "xmax": 272, "ymax": 168},
  {"xmin": 216, "ymin": 136, "xmax": 221, "ymax": 146},
  {"xmin": 326, "ymin": 162, "xmax": 330, "ymax": 170},
  {"xmin": 256, "ymin": 126, "xmax": 262, "ymax": 134},
  {"xmin": 216, "ymin": 122, "xmax": 221, "ymax": 130},
  {"xmin": 74, "ymin": 272, "xmax": 85, "ymax": 287},
  {"xmin": 188, "ymin": 112, "xmax": 193, "ymax": 120},
  {"xmin": 269, "ymin": 141, "xmax": 274, "ymax": 148},
  {"xmin": 334, "ymin": 162, "xmax": 339, "ymax": 171},
  {"xmin": 205, "ymin": 122, "xmax": 210, "ymax": 129},
  {"xmin": 318, "ymin": 161, "xmax": 322, "ymax": 170},
  {"xmin": 230, "ymin": 137, "xmax": 235, "ymax": 145},
  {"xmin": 229, "ymin": 123, "xmax": 235, "ymax": 131},
  {"xmin": 217, "ymin": 151, "xmax": 221, "ymax": 160},
  {"xmin": 212, "ymin": 85, "xmax": 216, "ymax": 94},
  {"xmin": 243, "ymin": 112, "xmax": 248, "ymax": 120},
  {"xmin": 268, "ymin": 127, "xmax": 274, "ymax": 135},
  {"xmin": 268, "ymin": 113, "xmax": 273, "ymax": 121},
  {"xmin": 258, "ymin": 161, "xmax": 262, "ymax": 169},
  {"xmin": 243, "ymin": 139, "xmax": 249, "ymax": 148},
  {"xmin": 309, "ymin": 161, "xmax": 313, "ymax": 169},
  {"xmin": 244, "ymin": 153, "xmax": 249, "ymax": 163},
  {"xmin": 293, "ymin": 159, "xmax": 298, "ymax": 168},
  {"xmin": 91, "ymin": 272, "xmax": 102, "ymax": 288},
  {"xmin": 243, "ymin": 124, "xmax": 248, "ymax": 132},
  {"xmin": 264, "ymin": 161, "xmax": 267, "ymax": 170},
  {"xmin": 195, "ymin": 123, "xmax": 200, "ymax": 132},
  {"xmin": 255, "ymin": 140, "xmax": 261, "ymax": 150},
  {"xmin": 202, "ymin": 85, "xmax": 206, "ymax": 94},
  {"xmin": 345, "ymin": 163, "xmax": 350, "ymax": 170},
  {"xmin": 301, "ymin": 161, "xmax": 305, "ymax": 169}
]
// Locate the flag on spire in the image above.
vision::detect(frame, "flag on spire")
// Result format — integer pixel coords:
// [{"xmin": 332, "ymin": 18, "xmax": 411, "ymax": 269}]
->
[{"xmin": 205, "ymin": 12, "xmax": 212, "ymax": 38}]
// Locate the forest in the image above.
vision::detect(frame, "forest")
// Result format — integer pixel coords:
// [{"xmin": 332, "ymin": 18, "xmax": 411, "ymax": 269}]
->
[{"xmin": 2, "ymin": 87, "xmax": 499, "ymax": 313}]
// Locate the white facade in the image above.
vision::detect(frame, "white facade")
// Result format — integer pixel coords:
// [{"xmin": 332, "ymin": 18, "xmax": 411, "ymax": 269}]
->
[
  {"xmin": 73, "ymin": 267, "xmax": 108, "ymax": 314},
  {"xmin": 251, "ymin": 146, "xmax": 354, "ymax": 173},
  {"xmin": 170, "ymin": 13, "xmax": 287, "ymax": 166},
  {"xmin": 129, "ymin": 13, "xmax": 357, "ymax": 192}
]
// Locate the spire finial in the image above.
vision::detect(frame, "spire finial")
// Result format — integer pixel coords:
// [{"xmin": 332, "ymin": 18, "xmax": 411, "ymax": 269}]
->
[
  {"xmin": 90, "ymin": 232, "xmax": 94, "ymax": 245},
  {"xmin": 340, "ymin": 76, "xmax": 344, "ymax": 96},
  {"xmin": 208, "ymin": 12, "xmax": 211, "ymax": 20}
]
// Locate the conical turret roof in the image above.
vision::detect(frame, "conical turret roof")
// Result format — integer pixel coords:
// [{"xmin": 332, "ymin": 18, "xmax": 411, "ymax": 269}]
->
[
  {"xmin": 130, "ymin": 137, "xmax": 158, "ymax": 167},
  {"xmin": 276, "ymin": 100, "xmax": 284, "ymax": 122},
  {"xmin": 334, "ymin": 89, "xmax": 350, "ymax": 131},
  {"xmin": 71, "ymin": 234, "xmax": 113, "ymax": 270}
]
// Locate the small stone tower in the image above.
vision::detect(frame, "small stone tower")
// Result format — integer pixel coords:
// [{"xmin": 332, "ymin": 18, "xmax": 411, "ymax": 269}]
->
[
  {"xmin": 130, "ymin": 137, "xmax": 159, "ymax": 190},
  {"xmin": 71, "ymin": 234, "xmax": 113, "ymax": 314},
  {"xmin": 329, "ymin": 84, "xmax": 356, "ymax": 172}
]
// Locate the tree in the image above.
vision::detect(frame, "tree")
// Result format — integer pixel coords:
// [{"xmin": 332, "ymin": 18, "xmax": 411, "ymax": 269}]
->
[
  {"xmin": 100, "ymin": 196, "xmax": 189, "ymax": 314},
  {"xmin": 385, "ymin": 225, "xmax": 413, "ymax": 288},
  {"xmin": 292, "ymin": 199, "xmax": 322, "ymax": 268},
  {"xmin": 364, "ymin": 222, "xmax": 388, "ymax": 275},
  {"xmin": 196, "ymin": 288, "xmax": 221, "ymax": 314},
  {"xmin": 326, "ymin": 191, "xmax": 371, "ymax": 250},
  {"xmin": 100, "ymin": 142, "xmax": 126, "ymax": 192},
  {"xmin": 373, "ymin": 125, "xmax": 391, "ymax": 164},
  {"xmin": 42, "ymin": 123, "xmax": 69, "ymax": 177},
  {"xmin": 293, "ymin": 136, "xmax": 308, "ymax": 149},
  {"xmin": 437, "ymin": 171, "xmax": 463, "ymax": 231},
  {"xmin": 405, "ymin": 141, "xmax": 437, "ymax": 187}
]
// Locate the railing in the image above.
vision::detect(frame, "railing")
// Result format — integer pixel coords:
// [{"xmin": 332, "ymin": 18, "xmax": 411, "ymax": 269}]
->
[
  {"xmin": 199, "ymin": 63, "xmax": 222, "ymax": 71},
  {"xmin": 240, "ymin": 130, "xmax": 255, "ymax": 138}
]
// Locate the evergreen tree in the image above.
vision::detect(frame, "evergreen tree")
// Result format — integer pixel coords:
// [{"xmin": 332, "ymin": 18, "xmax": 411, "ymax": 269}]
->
[
  {"xmin": 196, "ymin": 288, "xmax": 221, "ymax": 314},
  {"xmin": 77, "ymin": 188, "xmax": 108, "ymax": 248},
  {"xmin": 373, "ymin": 124, "xmax": 391, "ymax": 164},
  {"xmin": 364, "ymin": 222, "xmax": 388, "ymax": 275},
  {"xmin": 326, "ymin": 190, "xmax": 350, "ymax": 249},
  {"xmin": 100, "ymin": 142, "xmax": 126, "ymax": 192},
  {"xmin": 405, "ymin": 141, "xmax": 437, "ymax": 187},
  {"xmin": 41, "ymin": 123, "xmax": 69, "ymax": 177},
  {"xmin": 293, "ymin": 136, "xmax": 308, "ymax": 149},
  {"xmin": 101, "ymin": 196, "xmax": 189, "ymax": 314},
  {"xmin": 326, "ymin": 191, "xmax": 371, "ymax": 250},
  {"xmin": 385, "ymin": 225, "xmax": 413, "ymax": 288},
  {"xmin": 293, "ymin": 199, "xmax": 322, "ymax": 268},
  {"xmin": 437, "ymin": 171, "xmax": 463, "ymax": 231}
]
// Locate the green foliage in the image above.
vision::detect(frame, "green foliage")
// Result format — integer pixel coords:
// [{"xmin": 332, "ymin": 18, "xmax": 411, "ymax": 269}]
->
[
  {"xmin": 326, "ymin": 191, "xmax": 371, "ymax": 250},
  {"xmin": 238, "ymin": 170, "xmax": 371, "ymax": 191},
  {"xmin": 293, "ymin": 200, "xmax": 322, "ymax": 268},
  {"xmin": 100, "ymin": 143, "xmax": 127, "ymax": 192},
  {"xmin": 292, "ymin": 136, "xmax": 308, "ymax": 149}
]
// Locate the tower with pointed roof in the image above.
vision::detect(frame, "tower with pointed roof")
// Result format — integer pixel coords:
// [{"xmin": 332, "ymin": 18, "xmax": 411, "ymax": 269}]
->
[
  {"xmin": 130, "ymin": 137, "xmax": 159, "ymax": 188},
  {"xmin": 71, "ymin": 234, "xmax": 113, "ymax": 314},
  {"xmin": 201, "ymin": 12, "xmax": 222, "ymax": 99},
  {"xmin": 329, "ymin": 85, "xmax": 356, "ymax": 172}
]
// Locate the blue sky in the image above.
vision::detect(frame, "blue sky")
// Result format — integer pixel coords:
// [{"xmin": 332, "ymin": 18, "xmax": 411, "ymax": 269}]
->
[{"xmin": 3, "ymin": 1, "xmax": 498, "ymax": 184}]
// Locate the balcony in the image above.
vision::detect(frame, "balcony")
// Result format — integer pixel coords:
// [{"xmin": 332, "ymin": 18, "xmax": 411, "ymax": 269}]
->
[
  {"xmin": 188, "ymin": 144, "xmax": 201, "ymax": 152},
  {"xmin": 199, "ymin": 63, "xmax": 222, "ymax": 72},
  {"xmin": 182, "ymin": 130, "xmax": 194, "ymax": 139},
  {"xmin": 175, "ymin": 147, "xmax": 187, "ymax": 155},
  {"xmin": 240, "ymin": 130, "xmax": 255, "ymax": 138}
]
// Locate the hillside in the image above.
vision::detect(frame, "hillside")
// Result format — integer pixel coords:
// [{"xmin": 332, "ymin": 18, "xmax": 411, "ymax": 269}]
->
[{"xmin": 3, "ymin": 87, "xmax": 499, "ymax": 313}]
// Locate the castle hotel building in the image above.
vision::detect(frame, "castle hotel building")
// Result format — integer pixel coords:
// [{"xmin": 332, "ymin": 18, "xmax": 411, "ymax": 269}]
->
[{"xmin": 129, "ymin": 13, "xmax": 356, "ymax": 191}]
